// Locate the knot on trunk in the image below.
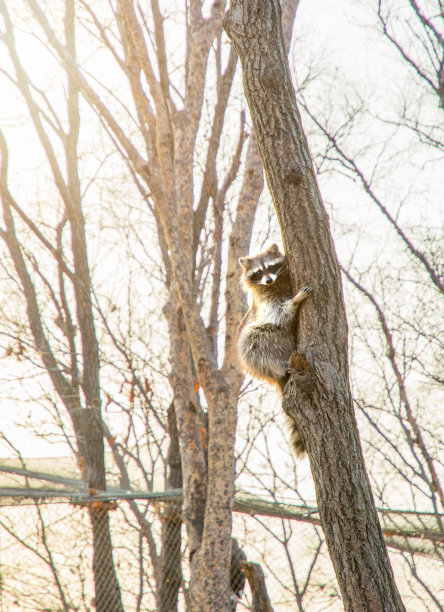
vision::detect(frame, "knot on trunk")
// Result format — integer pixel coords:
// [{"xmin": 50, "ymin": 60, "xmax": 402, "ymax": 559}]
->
[
  {"xmin": 261, "ymin": 64, "xmax": 282, "ymax": 90},
  {"xmin": 223, "ymin": 0, "xmax": 280, "ymax": 47},
  {"xmin": 222, "ymin": 2, "xmax": 245, "ymax": 41},
  {"xmin": 285, "ymin": 162, "xmax": 304, "ymax": 185}
]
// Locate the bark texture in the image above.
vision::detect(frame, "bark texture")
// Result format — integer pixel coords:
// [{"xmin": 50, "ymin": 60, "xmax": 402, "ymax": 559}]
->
[{"xmin": 224, "ymin": 2, "xmax": 406, "ymax": 611}]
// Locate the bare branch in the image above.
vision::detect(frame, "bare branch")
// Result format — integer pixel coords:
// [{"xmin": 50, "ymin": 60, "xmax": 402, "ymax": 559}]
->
[
  {"xmin": 343, "ymin": 267, "xmax": 444, "ymax": 510},
  {"xmin": 302, "ymin": 100, "xmax": 444, "ymax": 294}
]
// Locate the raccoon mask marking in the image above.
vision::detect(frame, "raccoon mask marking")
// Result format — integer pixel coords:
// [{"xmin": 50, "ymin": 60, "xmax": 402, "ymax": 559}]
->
[{"xmin": 239, "ymin": 243, "xmax": 289, "ymax": 293}]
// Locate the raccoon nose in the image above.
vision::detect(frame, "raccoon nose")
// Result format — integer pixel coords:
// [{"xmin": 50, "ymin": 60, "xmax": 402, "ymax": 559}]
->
[{"xmin": 265, "ymin": 276, "xmax": 273, "ymax": 285}]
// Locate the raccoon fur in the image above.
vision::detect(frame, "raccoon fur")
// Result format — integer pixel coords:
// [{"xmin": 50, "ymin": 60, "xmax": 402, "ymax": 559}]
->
[{"xmin": 236, "ymin": 243, "xmax": 312, "ymax": 456}]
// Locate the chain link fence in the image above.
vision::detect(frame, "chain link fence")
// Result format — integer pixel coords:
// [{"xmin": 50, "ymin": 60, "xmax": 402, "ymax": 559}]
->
[
  {"xmin": 0, "ymin": 496, "xmax": 324, "ymax": 611},
  {"xmin": 0, "ymin": 471, "xmax": 443, "ymax": 611}
]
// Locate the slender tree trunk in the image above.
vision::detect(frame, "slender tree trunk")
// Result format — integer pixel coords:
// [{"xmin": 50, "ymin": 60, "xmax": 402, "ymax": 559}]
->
[
  {"xmin": 65, "ymin": 3, "xmax": 123, "ymax": 607},
  {"xmin": 77, "ymin": 409, "xmax": 123, "ymax": 612},
  {"xmin": 188, "ymin": 384, "xmax": 237, "ymax": 611},
  {"xmin": 165, "ymin": 294, "xmax": 207, "ymax": 560},
  {"xmin": 89, "ymin": 508, "xmax": 124, "ymax": 612},
  {"xmin": 224, "ymin": 2, "xmax": 405, "ymax": 611},
  {"xmin": 159, "ymin": 402, "xmax": 183, "ymax": 612},
  {"xmin": 242, "ymin": 563, "xmax": 274, "ymax": 612},
  {"xmin": 0, "ymin": 3, "xmax": 124, "ymax": 606}
]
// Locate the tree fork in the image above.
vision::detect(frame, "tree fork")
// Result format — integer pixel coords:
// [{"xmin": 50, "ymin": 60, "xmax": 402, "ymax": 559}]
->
[{"xmin": 223, "ymin": 1, "xmax": 405, "ymax": 610}]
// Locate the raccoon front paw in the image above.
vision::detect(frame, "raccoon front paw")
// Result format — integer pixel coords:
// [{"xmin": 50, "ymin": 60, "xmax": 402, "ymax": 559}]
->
[
  {"xmin": 299, "ymin": 286, "xmax": 313, "ymax": 296},
  {"xmin": 292, "ymin": 286, "xmax": 313, "ymax": 304}
]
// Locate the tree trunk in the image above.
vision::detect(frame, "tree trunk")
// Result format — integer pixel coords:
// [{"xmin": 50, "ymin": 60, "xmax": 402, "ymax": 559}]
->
[
  {"xmin": 242, "ymin": 562, "xmax": 274, "ymax": 612},
  {"xmin": 159, "ymin": 402, "xmax": 183, "ymax": 612},
  {"xmin": 164, "ymin": 294, "xmax": 207, "ymax": 562},
  {"xmin": 90, "ymin": 507, "xmax": 124, "ymax": 612},
  {"xmin": 223, "ymin": 2, "xmax": 406, "ymax": 611},
  {"xmin": 0, "ymin": 3, "xmax": 124, "ymax": 607}
]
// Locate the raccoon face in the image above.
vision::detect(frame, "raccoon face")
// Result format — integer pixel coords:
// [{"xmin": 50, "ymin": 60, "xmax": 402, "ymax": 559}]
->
[
  {"xmin": 246, "ymin": 260, "xmax": 285, "ymax": 286},
  {"xmin": 239, "ymin": 244, "xmax": 287, "ymax": 288}
]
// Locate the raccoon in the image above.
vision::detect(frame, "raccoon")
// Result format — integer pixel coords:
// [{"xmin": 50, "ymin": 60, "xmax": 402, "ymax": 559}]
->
[{"xmin": 236, "ymin": 243, "xmax": 312, "ymax": 456}]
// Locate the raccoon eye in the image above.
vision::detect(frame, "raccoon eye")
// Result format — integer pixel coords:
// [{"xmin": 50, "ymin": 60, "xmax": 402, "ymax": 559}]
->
[
  {"xmin": 249, "ymin": 271, "xmax": 262, "ymax": 282},
  {"xmin": 268, "ymin": 264, "xmax": 281, "ymax": 273}
]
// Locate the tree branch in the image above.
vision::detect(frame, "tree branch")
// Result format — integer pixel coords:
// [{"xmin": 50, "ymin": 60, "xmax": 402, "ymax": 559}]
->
[{"xmin": 343, "ymin": 267, "xmax": 444, "ymax": 510}]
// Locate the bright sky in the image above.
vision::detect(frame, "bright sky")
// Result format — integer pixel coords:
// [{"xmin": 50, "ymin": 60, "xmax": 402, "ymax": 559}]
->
[{"xmin": 0, "ymin": 0, "xmax": 442, "ymax": 466}]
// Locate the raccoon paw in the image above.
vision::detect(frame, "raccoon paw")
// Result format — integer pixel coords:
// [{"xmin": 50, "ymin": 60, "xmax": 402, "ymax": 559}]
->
[
  {"xmin": 292, "ymin": 286, "xmax": 313, "ymax": 304},
  {"xmin": 299, "ymin": 286, "xmax": 313, "ymax": 295}
]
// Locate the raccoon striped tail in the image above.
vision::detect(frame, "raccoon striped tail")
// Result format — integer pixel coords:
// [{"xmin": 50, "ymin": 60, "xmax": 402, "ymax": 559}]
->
[
  {"xmin": 286, "ymin": 416, "xmax": 306, "ymax": 457},
  {"xmin": 277, "ymin": 379, "xmax": 307, "ymax": 457}
]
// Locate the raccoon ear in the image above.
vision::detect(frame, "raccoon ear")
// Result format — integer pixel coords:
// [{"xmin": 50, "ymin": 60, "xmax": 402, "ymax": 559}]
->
[
  {"xmin": 238, "ymin": 256, "xmax": 250, "ymax": 268},
  {"xmin": 267, "ymin": 243, "xmax": 281, "ymax": 254}
]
